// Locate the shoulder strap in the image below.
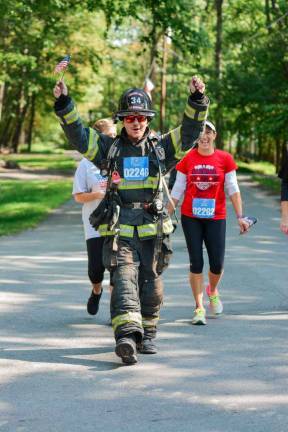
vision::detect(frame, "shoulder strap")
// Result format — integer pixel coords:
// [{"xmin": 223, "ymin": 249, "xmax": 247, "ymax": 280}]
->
[
  {"xmin": 105, "ymin": 137, "xmax": 121, "ymax": 193},
  {"xmin": 107, "ymin": 136, "xmax": 121, "ymax": 163},
  {"xmin": 148, "ymin": 138, "xmax": 163, "ymax": 198}
]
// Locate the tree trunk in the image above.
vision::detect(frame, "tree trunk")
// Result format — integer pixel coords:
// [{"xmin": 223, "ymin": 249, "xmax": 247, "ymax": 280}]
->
[
  {"xmin": 0, "ymin": 84, "xmax": 23, "ymax": 150},
  {"xmin": 160, "ymin": 34, "xmax": 168, "ymax": 134},
  {"xmin": 265, "ymin": 0, "xmax": 271, "ymax": 28},
  {"xmin": 149, "ymin": 5, "xmax": 158, "ymax": 85},
  {"xmin": 281, "ymin": 139, "xmax": 288, "ymax": 167},
  {"xmin": 11, "ymin": 98, "xmax": 30, "ymax": 153},
  {"xmin": 26, "ymin": 93, "xmax": 36, "ymax": 152},
  {"xmin": 214, "ymin": 0, "xmax": 224, "ymax": 149},
  {"xmin": 257, "ymin": 134, "xmax": 263, "ymax": 160},
  {"xmin": 0, "ymin": 82, "xmax": 5, "ymax": 122},
  {"xmin": 275, "ymin": 138, "xmax": 281, "ymax": 172}
]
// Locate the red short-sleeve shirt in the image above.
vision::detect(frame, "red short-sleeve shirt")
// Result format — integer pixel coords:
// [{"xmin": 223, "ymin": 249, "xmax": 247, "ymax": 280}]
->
[{"xmin": 176, "ymin": 148, "xmax": 237, "ymax": 220}]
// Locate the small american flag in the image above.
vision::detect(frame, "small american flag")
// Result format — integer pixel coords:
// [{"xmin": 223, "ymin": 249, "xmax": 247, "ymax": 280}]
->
[{"xmin": 54, "ymin": 55, "xmax": 71, "ymax": 74}]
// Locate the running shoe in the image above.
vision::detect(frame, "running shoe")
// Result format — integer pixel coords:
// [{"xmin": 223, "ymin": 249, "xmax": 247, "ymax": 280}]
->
[
  {"xmin": 206, "ymin": 285, "xmax": 223, "ymax": 315},
  {"xmin": 87, "ymin": 289, "xmax": 102, "ymax": 315},
  {"xmin": 192, "ymin": 307, "xmax": 207, "ymax": 325}
]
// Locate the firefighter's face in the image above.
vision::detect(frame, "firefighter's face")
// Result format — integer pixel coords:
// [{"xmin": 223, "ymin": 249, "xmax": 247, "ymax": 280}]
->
[
  {"xmin": 123, "ymin": 113, "xmax": 148, "ymax": 141},
  {"xmin": 198, "ymin": 126, "xmax": 216, "ymax": 151}
]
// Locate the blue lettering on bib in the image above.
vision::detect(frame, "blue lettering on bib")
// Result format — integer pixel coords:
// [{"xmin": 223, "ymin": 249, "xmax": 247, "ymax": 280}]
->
[
  {"xmin": 123, "ymin": 156, "xmax": 149, "ymax": 181},
  {"xmin": 192, "ymin": 198, "xmax": 215, "ymax": 219}
]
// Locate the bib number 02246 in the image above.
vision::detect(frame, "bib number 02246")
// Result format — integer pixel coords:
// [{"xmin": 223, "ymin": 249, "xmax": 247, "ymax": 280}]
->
[
  {"xmin": 123, "ymin": 156, "xmax": 149, "ymax": 181},
  {"xmin": 123, "ymin": 167, "xmax": 149, "ymax": 179}
]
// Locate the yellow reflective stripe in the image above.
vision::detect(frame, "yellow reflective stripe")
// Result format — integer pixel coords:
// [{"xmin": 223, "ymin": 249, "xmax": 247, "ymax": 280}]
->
[
  {"xmin": 98, "ymin": 224, "xmax": 115, "ymax": 236},
  {"xmin": 98, "ymin": 224, "xmax": 134, "ymax": 237},
  {"xmin": 63, "ymin": 107, "xmax": 79, "ymax": 125},
  {"xmin": 163, "ymin": 218, "xmax": 174, "ymax": 234},
  {"xmin": 142, "ymin": 316, "xmax": 159, "ymax": 327},
  {"xmin": 137, "ymin": 223, "xmax": 157, "ymax": 237},
  {"xmin": 118, "ymin": 176, "xmax": 158, "ymax": 190},
  {"xmin": 112, "ymin": 312, "xmax": 142, "ymax": 331},
  {"xmin": 185, "ymin": 104, "xmax": 208, "ymax": 122},
  {"xmin": 83, "ymin": 128, "xmax": 99, "ymax": 161},
  {"xmin": 184, "ymin": 104, "xmax": 197, "ymax": 119},
  {"xmin": 119, "ymin": 224, "xmax": 134, "ymax": 238},
  {"xmin": 57, "ymin": 114, "xmax": 64, "ymax": 125},
  {"xmin": 99, "ymin": 221, "xmax": 171, "ymax": 238},
  {"xmin": 170, "ymin": 126, "xmax": 186, "ymax": 160},
  {"xmin": 198, "ymin": 110, "xmax": 208, "ymax": 121}
]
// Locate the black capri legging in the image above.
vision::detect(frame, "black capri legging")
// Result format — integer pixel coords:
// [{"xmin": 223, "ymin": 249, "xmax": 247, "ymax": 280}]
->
[
  {"xmin": 86, "ymin": 237, "xmax": 106, "ymax": 284},
  {"xmin": 181, "ymin": 215, "xmax": 226, "ymax": 275}
]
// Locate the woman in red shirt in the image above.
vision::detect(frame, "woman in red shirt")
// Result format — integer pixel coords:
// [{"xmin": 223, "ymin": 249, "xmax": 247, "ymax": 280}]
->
[{"xmin": 168, "ymin": 121, "xmax": 249, "ymax": 325}]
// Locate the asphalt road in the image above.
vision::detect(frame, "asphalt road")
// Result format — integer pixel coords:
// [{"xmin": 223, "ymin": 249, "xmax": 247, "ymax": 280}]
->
[{"xmin": 0, "ymin": 175, "xmax": 287, "ymax": 432}]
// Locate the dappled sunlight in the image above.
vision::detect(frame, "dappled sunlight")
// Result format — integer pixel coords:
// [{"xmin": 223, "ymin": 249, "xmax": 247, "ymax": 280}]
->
[
  {"xmin": 0, "ymin": 279, "xmax": 25, "ymax": 285},
  {"xmin": 158, "ymin": 391, "xmax": 288, "ymax": 410},
  {"xmin": 0, "ymin": 292, "xmax": 41, "ymax": 313},
  {"xmin": 167, "ymin": 262, "xmax": 189, "ymax": 269},
  {"xmin": 42, "ymin": 278, "xmax": 87, "ymax": 285},
  {"xmin": 0, "ymin": 254, "xmax": 87, "ymax": 263},
  {"xmin": 0, "ymin": 336, "xmax": 113, "ymax": 348},
  {"xmin": 1, "ymin": 182, "xmax": 288, "ymax": 430},
  {"xmin": 226, "ymin": 312, "xmax": 288, "ymax": 321},
  {"xmin": 58, "ymin": 304, "xmax": 86, "ymax": 311},
  {"xmin": 0, "ymin": 346, "xmax": 119, "ymax": 379}
]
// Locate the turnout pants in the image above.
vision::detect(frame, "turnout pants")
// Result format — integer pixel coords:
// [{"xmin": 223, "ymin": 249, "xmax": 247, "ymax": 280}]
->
[{"xmin": 103, "ymin": 230, "xmax": 172, "ymax": 342}]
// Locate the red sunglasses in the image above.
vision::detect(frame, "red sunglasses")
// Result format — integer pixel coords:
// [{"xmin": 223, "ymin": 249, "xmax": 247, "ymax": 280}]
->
[{"xmin": 124, "ymin": 115, "xmax": 147, "ymax": 123}]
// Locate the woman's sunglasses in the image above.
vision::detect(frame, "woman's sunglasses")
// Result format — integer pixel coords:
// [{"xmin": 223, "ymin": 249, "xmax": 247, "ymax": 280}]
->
[{"xmin": 124, "ymin": 115, "xmax": 147, "ymax": 123}]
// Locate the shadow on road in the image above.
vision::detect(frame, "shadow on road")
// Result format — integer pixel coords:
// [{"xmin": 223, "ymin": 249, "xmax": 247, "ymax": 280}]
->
[{"xmin": 0, "ymin": 346, "xmax": 120, "ymax": 371}]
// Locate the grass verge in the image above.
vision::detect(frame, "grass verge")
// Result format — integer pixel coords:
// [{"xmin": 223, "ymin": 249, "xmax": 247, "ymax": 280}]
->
[
  {"xmin": 251, "ymin": 174, "xmax": 281, "ymax": 194},
  {"xmin": 237, "ymin": 160, "xmax": 280, "ymax": 194},
  {"xmin": 0, "ymin": 179, "xmax": 73, "ymax": 236},
  {"xmin": 237, "ymin": 160, "xmax": 276, "ymax": 176},
  {"xmin": 1, "ymin": 153, "xmax": 76, "ymax": 171}
]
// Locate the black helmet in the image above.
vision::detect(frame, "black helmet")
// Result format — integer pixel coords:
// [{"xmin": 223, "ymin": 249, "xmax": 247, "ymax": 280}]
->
[{"xmin": 116, "ymin": 88, "xmax": 156, "ymax": 120}]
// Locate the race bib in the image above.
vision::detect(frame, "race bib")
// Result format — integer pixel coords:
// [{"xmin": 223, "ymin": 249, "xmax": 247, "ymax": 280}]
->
[
  {"xmin": 123, "ymin": 157, "xmax": 149, "ymax": 181},
  {"xmin": 192, "ymin": 198, "xmax": 215, "ymax": 219}
]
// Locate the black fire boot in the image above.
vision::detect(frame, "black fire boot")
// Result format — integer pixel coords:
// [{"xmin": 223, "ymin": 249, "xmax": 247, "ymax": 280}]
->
[
  {"xmin": 87, "ymin": 289, "xmax": 102, "ymax": 316},
  {"xmin": 115, "ymin": 335, "xmax": 138, "ymax": 365},
  {"xmin": 138, "ymin": 337, "xmax": 157, "ymax": 354}
]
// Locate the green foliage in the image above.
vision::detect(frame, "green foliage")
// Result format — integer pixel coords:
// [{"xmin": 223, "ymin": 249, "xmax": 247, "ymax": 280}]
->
[
  {"xmin": 252, "ymin": 174, "xmax": 281, "ymax": 194},
  {"xmin": 237, "ymin": 160, "xmax": 276, "ymax": 176},
  {"xmin": 2, "ymin": 153, "xmax": 77, "ymax": 170},
  {"xmin": 0, "ymin": 0, "xmax": 287, "ymax": 169},
  {"xmin": 0, "ymin": 179, "xmax": 73, "ymax": 236}
]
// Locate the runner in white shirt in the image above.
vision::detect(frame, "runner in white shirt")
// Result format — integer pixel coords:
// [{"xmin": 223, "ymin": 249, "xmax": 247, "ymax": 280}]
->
[{"xmin": 72, "ymin": 118, "xmax": 116, "ymax": 315}]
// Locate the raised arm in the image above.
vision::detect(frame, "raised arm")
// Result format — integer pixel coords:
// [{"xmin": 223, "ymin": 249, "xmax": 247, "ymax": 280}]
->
[
  {"xmin": 161, "ymin": 76, "xmax": 209, "ymax": 171},
  {"xmin": 53, "ymin": 80, "xmax": 110, "ymax": 167}
]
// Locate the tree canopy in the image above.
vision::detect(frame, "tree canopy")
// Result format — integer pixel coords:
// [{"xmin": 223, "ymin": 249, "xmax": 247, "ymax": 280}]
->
[{"xmin": 0, "ymin": 0, "xmax": 287, "ymax": 170}]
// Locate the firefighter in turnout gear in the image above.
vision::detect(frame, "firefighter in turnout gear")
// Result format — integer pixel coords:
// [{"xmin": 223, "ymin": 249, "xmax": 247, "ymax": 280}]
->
[{"xmin": 53, "ymin": 76, "xmax": 209, "ymax": 365}]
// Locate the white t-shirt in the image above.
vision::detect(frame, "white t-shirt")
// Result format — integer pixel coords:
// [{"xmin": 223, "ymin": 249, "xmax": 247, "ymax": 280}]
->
[{"xmin": 72, "ymin": 158, "xmax": 107, "ymax": 240}]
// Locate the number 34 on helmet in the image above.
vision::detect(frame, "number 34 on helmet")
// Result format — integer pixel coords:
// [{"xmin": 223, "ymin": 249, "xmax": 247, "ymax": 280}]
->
[{"xmin": 115, "ymin": 88, "xmax": 156, "ymax": 121}]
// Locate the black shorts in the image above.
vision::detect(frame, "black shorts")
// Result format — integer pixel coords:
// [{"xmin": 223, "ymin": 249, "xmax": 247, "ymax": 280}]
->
[
  {"xmin": 181, "ymin": 215, "xmax": 226, "ymax": 274},
  {"xmin": 86, "ymin": 237, "xmax": 106, "ymax": 284}
]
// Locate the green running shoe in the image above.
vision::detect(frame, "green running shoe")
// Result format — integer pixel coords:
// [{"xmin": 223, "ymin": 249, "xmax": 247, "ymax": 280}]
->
[
  {"xmin": 206, "ymin": 285, "xmax": 223, "ymax": 315},
  {"xmin": 192, "ymin": 307, "xmax": 207, "ymax": 325}
]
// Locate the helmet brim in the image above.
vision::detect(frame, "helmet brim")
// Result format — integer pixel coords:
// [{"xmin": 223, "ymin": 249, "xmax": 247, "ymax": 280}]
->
[{"xmin": 116, "ymin": 109, "xmax": 156, "ymax": 119}]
